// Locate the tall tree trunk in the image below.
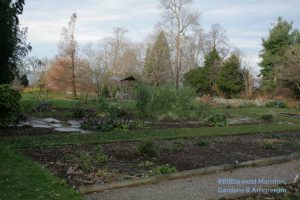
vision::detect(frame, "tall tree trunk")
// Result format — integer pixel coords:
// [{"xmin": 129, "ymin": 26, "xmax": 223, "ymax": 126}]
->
[
  {"xmin": 71, "ymin": 56, "xmax": 76, "ymax": 97},
  {"xmin": 70, "ymin": 19, "xmax": 77, "ymax": 97}
]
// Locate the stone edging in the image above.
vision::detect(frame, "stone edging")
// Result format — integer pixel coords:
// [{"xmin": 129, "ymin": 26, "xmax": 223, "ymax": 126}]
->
[{"xmin": 80, "ymin": 152, "xmax": 300, "ymax": 194}]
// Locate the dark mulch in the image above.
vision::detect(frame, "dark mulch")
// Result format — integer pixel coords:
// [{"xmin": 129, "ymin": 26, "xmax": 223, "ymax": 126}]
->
[
  {"xmin": 21, "ymin": 132, "xmax": 300, "ymax": 188},
  {"xmin": 0, "ymin": 126, "xmax": 63, "ymax": 137}
]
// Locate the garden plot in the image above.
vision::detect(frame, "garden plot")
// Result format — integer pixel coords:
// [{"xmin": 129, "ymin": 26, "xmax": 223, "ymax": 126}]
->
[{"xmin": 22, "ymin": 132, "xmax": 300, "ymax": 189}]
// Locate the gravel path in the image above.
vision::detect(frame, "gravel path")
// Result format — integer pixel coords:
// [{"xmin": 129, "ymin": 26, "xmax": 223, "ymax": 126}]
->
[{"xmin": 84, "ymin": 159, "xmax": 300, "ymax": 200}]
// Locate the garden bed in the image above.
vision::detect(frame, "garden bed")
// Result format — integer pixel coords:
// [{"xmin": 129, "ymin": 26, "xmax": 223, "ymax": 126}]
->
[
  {"xmin": 0, "ymin": 126, "xmax": 64, "ymax": 137},
  {"xmin": 22, "ymin": 132, "xmax": 300, "ymax": 189}
]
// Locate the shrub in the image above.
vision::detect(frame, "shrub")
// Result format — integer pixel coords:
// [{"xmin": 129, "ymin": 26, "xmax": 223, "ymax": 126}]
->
[
  {"xmin": 196, "ymin": 140, "xmax": 209, "ymax": 146},
  {"xmin": 262, "ymin": 142, "xmax": 278, "ymax": 150},
  {"xmin": 72, "ymin": 151, "xmax": 94, "ymax": 173},
  {"xmin": 81, "ymin": 117, "xmax": 116, "ymax": 132},
  {"xmin": 94, "ymin": 96, "xmax": 110, "ymax": 112},
  {"xmin": 174, "ymin": 87, "xmax": 196, "ymax": 116},
  {"xmin": 93, "ymin": 96, "xmax": 126, "ymax": 119},
  {"xmin": 0, "ymin": 85, "xmax": 22, "ymax": 128},
  {"xmin": 64, "ymin": 147, "xmax": 108, "ymax": 173},
  {"xmin": 201, "ymin": 113, "xmax": 228, "ymax": 127},
  {"xmin": 265, "ymin": 101, "xmax": 287, "ymax": 108},
  {"xmin": 168, "ymin": 139, "xmax": 184, "ymax": 152},
  {"xmin": 94, "ymin": 145, "xmax": 108, "ymax": 164},
  {"xmin": 72, "ymin": 102, "xmax": 86, "ymax": 118},
  {"xmin": 152, "ymin": 165, "xmax": 177, "ymax": 175},
  {"xmin": 129, "ymin": 120, "xmax": 146, "ymax": 129},
  {"xmin": 149, "ymin": 86, "xmax": 175, "ymax": 117},
  {"xmin": 137, "ymin": 160, "xmax": 155, "ymax": 169},
  {"xmin": 260, "ymin": 114, "xmax": 273, "ymax": 122},
  {"xmin": 32, "ymin": 101, "xmax": 53, "ymax": 112},
  {"xmin": 135, "ymin": 85, "xmax": 152, "ymax": 116},
  {"xmin": 138, "ymin": 139, "xmax": 158, "ymax": 157},
  {"xmin": 137, "ymin": 86, "xmax": 196, "ymax": 120}
]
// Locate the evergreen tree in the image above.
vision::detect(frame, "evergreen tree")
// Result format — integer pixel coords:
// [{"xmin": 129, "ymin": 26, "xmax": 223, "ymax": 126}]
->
[
  {"xmin": 259, "ymin": 17, "xmax": 300, "ymax": 92},
  {"xmin": 184, "ymin": 47, "xmax": 221, "ymax": 96},
  {"xmin": 183, "ymin": 67, "xmax": 209, "ymax": 94},
  {"xmin": 203, "ymin": 47, "xmax": 222, "ymax": 96},
  {"xmin": 144, "ymin": 31, "xmax": 172, "ymax": 87},
  {"xmin": 20, "ymin": 74, "xmax": 29, "ymax": 87},
  {"xmin": 217, "ymin": 54, "xmax": 244, "ymax": 98},
  {"xmin": 0, "ymin": 0, "xmax": 31, "ymax": 84}
]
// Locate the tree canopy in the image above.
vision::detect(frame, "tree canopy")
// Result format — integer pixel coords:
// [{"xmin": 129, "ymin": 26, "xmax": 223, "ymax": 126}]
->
[
  {"xmin": 259, "ymin": 17, "xmax": 300, "ymax": 92},
  {"xmin": 0, "ymin": 0, "xmax": 31, "ymax": 84},
  {"xmin": 217, "ymin": 54, "xmax": 244, "ymax": 98}
]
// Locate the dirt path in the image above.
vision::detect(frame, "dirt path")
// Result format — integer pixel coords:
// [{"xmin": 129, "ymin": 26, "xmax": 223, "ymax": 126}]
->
[{"xmin": 84, "ymin": 159, "xmax": 300, "ymax": 200}]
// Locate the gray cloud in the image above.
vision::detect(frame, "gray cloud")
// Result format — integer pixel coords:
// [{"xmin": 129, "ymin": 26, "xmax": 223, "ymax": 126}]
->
[{"xmin": 20, "ymin": 0, "xmax": 300, "ymax": 73}]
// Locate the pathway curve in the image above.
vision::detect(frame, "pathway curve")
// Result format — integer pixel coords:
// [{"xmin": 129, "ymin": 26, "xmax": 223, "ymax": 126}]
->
[{"xmin": 84, "ymin": 159, "xmax": 300, "ymax": 200}]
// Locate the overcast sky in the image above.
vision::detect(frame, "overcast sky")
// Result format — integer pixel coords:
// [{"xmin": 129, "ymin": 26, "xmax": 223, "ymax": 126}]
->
[{"xmin": 20, "ymin": 0, "xmax": 300, "ymax": 74}]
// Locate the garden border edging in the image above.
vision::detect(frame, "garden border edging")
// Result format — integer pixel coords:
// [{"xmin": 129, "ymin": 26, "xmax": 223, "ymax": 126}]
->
[{"xmin": 80, "ymin": 152, "xmax": 300, "ymax": 194}]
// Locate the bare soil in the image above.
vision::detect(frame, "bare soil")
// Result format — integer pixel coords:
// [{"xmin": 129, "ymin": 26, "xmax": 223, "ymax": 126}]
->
[
  {"xmin": 0, "ymin": 126, "xmax": 64, "ymax": 137},
  {"xmin": 21, "ymin": 132, "xmax": 300, "ymax": 189}
]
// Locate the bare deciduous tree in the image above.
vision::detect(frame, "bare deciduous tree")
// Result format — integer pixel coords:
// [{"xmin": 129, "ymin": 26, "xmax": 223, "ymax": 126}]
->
[
  {"xmin": 104, "ymin": 27, "xmax": 128, "ymax": 75},
  {"xmin": 205, "ymin": 23, "xmax": 229, "ymax": 57},
  {"xmin": 82, "ymin": 44, "xmax": 108, "ymax": 96},
  {"xmin": 159, "ymin": 0, "xmax": 200, "ymax": 89}
]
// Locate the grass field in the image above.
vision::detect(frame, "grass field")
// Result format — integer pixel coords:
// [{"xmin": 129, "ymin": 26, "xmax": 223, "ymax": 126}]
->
[{"xmin": 0, "ymin": 145, "xmax": 81, "ymax": 200}]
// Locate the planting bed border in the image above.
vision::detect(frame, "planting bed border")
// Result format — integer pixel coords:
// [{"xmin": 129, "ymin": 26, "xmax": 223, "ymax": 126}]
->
[{"xmin": 80, "ymin": 152, "xmax": 300, "ymax": 194}]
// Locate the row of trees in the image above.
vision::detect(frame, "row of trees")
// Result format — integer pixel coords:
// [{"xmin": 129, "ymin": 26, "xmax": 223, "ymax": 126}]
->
[
  {"xmin": 34, "ymin": 0, "xmax": 233, "ymax": 98},
  {"xmin": 184, "ymin": 48, "xmax": 246, "ymax": 99},
  {"xmin": 5, "ymin": 1, "xmax": 298, "ymax": 99}
]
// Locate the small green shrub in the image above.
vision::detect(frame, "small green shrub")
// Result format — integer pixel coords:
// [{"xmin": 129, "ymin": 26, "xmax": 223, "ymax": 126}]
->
[
  {"xmin": 152, "ymin": 165, "xmax": 177, "ymax": 175},
  {"xmin": 73, "ymin": 151, "xmax": 94, "ymax": 173},
  {"xmin": 200, "ymin": 113, "xmax": 228, "ymax": 127},
  {"xmin": 168, "ymin": 139, "xmax": 184, "ymax": 152},
  {"xmin": 129, "ymin": 120, "xmax": 146, "ymax": 129},
  {"xmin": 265, "ymin": 101, "xmax": 287, "ymax": 108},
  {"xmin": 0, "ymin": 85, "xmax": 22, "ymax": 128},
  {"xmin": 262, "ymin": 142, "xmax": 278, "ymax": 150},
  {"xmin": 260, "ymin": 114, "xmax": 273, "ymax": 122},
  {"xmin": 94, "ymin": 145, "xmax": 108, "ymax": 164},
  {"xmin": 63, "ymin": 147, "xmax": 108, "ymax": 173},
  {"xmin": 138, "ymin": 139, "xmax": 158, "ymax": 157},
  {"xmin": 196, "ymin": 140, "xmax": 209, "ymax": 146},
  {"xmin": 137, "ymin": 160, "xmax": 155, "ymax": 169},
  {"xmin": 81, "ymin": 117, "xmax": 116, "ymax": 132}
]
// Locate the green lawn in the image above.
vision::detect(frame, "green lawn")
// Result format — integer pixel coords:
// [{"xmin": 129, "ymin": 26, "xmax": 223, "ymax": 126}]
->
[
  {"xmin": 0, "ymin": 145, "xmax": 81, "ymax": 200},
  {"xmin": 3, "ymin": 123, "xmax": 300, "ymax": 148}
]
